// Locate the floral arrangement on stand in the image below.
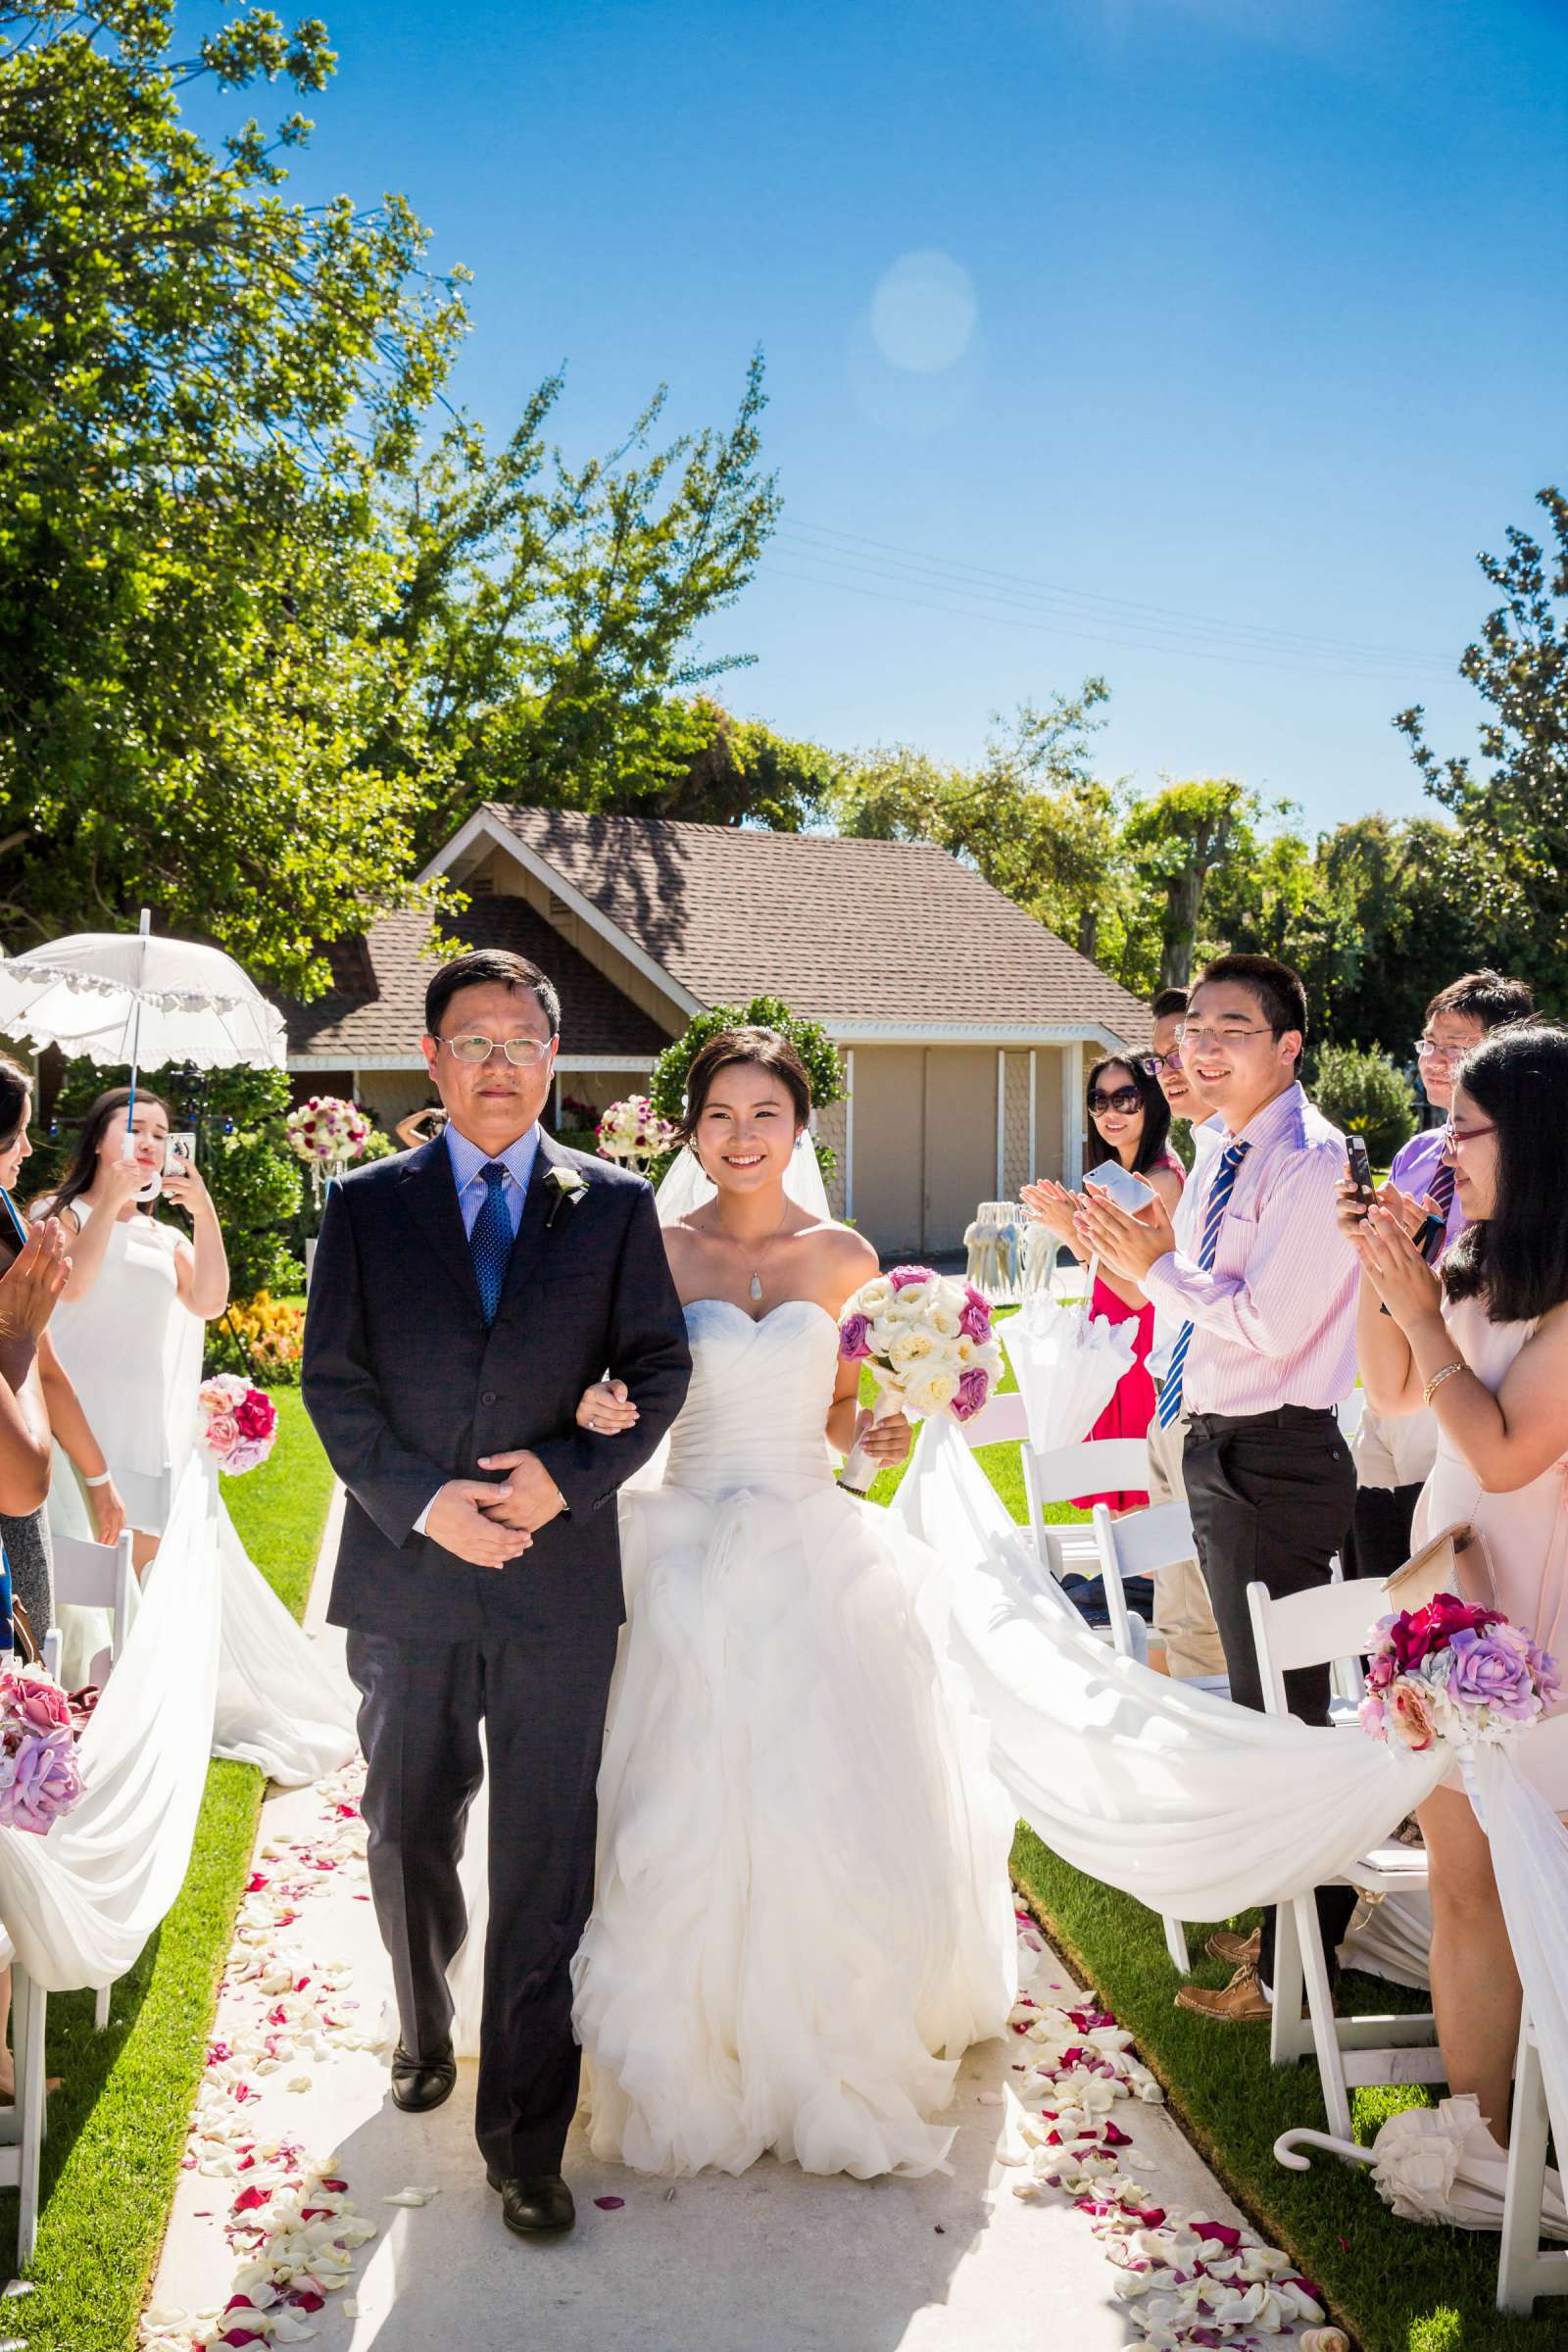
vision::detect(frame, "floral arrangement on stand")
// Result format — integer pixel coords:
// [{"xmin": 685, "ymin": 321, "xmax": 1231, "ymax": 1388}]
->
[
  {"xmin": 1358, "ymin": 1590, "xmax": 1560, "ymax": 1751},
  {"xmin": 595, "ymin": 1095, "xmax": 677, "ymax": 1172},
  {"xmin": 285, "ymin": 1096, "xmax": 372, "ymax": 1205},
  {"xmin": 1004, "ymin": 1911, "xmax": 1344, "ymax": 2352},
  {"xmin": 838, "ymin": 1265, "xmax": 1004, "ymax": 1492},
  {"xmin": 0, "ymin": 1660, "xmax": 85, "ymax": 1835},
  {"xmin": 198, "ymin": 1375, "xmax": 279, "ymax": 1475}
]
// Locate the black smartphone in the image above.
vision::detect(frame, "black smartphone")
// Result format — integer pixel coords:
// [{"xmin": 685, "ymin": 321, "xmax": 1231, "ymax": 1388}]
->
[{"xmin": 1345, "ymin": 1135, "xmax": 1374, "ymax": 1202}]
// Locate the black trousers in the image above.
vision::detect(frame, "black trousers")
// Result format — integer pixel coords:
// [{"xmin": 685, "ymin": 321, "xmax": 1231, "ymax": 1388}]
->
[
  {"xmin": 1341, "ymin": 1480, "xmax": 1424, "ymax": 1584},
  {"xmin": 348, "ymin": 1624, "xmax": 618, "ymax": 2180},
  {"xmin": 1183, "ymin": 1406, "xmax": 1359, "ymax": 1982}
]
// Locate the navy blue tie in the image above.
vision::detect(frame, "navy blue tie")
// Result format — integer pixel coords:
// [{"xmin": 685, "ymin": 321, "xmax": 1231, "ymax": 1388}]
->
[
  {"xmin": 470, "ymin": 1161, "xmax": 514, "ymax": 1325},
  {"xmin": 1157, "ymin": 1140, "xmax": 1250, "ymax": 1428}
]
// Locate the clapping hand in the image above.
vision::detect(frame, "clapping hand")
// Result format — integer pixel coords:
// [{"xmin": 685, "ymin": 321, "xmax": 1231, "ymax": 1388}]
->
[
  {"xmin": 1020, "ymin": 1179, "xmax": 1083, "ymax": 1247},
  {"xmin": 0, "ymin": 1220, "xmax": 71, "ymax": 1345},
  {"xmin": 576, "ymin": 1379, "xmax": 639, "ymax": 1437},
  {"xmin": 1073, "ymin": 1183, "xmax": 1176, "ymax": 1283},
  {"xmin": 1351, "ymin": 1201, "xmax": 1444, "ymax": 1333}
]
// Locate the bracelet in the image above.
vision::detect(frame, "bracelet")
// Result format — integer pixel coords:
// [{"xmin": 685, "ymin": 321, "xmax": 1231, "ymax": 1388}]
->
[
  {"xmin": 82, "ymin": 1470, "xmax": 113, "ymax": 1489},
  {"xmin": 1423, "ymin": 1361, "xmax": 1464, "ymax": 1409}
]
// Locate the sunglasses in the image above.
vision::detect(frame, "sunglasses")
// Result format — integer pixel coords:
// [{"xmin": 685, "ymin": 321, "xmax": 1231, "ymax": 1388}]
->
[
  {"xmin": 1139, "ymin": 1048, "xmax": 1184, "ymax": 1076},
  {"xmin": 439, "ymin": 1033, "xmax": 555, "ymax": 1068},
  {"xmin": 1089, "ymin": 1087, "xmax": 1144, "ymax": 1117}
]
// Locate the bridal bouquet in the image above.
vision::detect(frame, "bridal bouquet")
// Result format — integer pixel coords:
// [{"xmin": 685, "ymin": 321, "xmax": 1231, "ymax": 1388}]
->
[
  {"xmin": 0, "ymin": 1662, "xmax": 84, "ymax": 1835},
  {"xmin": 596, "ymin": 1095, "xmax": 677, "ymax": 1170},
  {"xmin": 838, "ymin": 1265, "xmax": 1004, "ymax": 1492},
  {"xmin": 286, "ymin": 1095, "xmax": 372, "ymax": 1202},
  {"xmin": 198, "ymin": 1373, "xmax": 278, "ymax": 1476},
  {"xmin": 1359, "ymin": 1591, "xmax": 1561, "ymax": 1754}
]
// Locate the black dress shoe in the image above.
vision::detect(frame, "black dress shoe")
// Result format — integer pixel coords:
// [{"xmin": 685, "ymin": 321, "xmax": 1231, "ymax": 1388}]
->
[
  {"xmin": 389, "ymin": 2040, "xmax": 456, "ymax": 2113},
  {"xmin": 485, "ymin": 2168, "xmax": 575, "ymax": 2236}
]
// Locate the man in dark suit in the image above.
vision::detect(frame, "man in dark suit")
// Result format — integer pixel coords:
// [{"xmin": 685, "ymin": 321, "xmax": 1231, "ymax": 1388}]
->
[{"xmin": 302, "ymin": 948, "xmax": 691, "ymax": 2240}]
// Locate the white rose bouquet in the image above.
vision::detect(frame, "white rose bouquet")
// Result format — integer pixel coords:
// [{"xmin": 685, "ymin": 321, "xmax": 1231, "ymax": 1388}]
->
[
  {"xmin": 839, "ymin": 1263, "xmax": 1004, "ymax": 1493},
  {"xmin": 595, "ymin": 1095, "xmax": 677, "ymax": 1171}
]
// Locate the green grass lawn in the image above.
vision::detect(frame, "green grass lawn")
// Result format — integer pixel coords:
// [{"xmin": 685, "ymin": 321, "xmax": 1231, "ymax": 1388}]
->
[{"xmin": 2, "ymin": 1393, "xmax": 335, "ymax": 2347}]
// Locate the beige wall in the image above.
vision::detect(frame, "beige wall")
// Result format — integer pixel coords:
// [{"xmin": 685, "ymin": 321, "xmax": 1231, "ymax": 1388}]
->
[
  {"xmin": 849, "ymin": 1047, "xmax": 927, "ymax": 1250},
  {"xmin": 1003, "ymin": 1053, "xmax": 1032, "ymax": 1198}
]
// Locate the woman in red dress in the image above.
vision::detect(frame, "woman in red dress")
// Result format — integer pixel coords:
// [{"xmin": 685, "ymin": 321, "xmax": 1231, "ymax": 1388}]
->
[{"xmin": 1022, "ymin": 1054, "xmax": 1185, "ymax": 1511}]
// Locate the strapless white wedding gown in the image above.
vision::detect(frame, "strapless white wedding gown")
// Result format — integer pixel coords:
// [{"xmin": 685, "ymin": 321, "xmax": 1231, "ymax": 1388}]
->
[{"xmin": 567, "ymin": 1297, "xmax": 1017, "ymax": 2179}]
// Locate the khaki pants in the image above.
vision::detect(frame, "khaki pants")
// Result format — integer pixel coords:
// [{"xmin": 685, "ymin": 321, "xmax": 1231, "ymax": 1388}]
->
[{"xmin": 1145, "ymin": 1408, "xmax": 1228, "ymax": 1679}]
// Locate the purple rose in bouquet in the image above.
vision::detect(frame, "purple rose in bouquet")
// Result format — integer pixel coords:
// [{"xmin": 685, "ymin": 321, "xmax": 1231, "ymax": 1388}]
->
[
  {"xmin": 952, "ymin": 1365, "xmax": 991, "ymax": 1423},
  {"xmin": 839, "ymin": 1313, "xmax": 873, "ymax": 1363},
  {"xmin": 884, "ymin": 1265, "xmax": 932, "ymax": 1293},
  {"xmin": 1364, "ymin": 1648, "xmax": 1396, "ymax": 1692},
  {"xmin": 1, "ymin": 1727, "xmax": 83, "ymax": 1835},
  {"xmin": 1445, "ymin": 1625, "xmax": 1545, "ymax": 1729},
  {"xmin": 0, "ymin": 1668, "xmax": 74, "ymax": 1736},
  {"xmin": 957, "ymin": 1292, "xmax": 993, "ymax": 1344}
]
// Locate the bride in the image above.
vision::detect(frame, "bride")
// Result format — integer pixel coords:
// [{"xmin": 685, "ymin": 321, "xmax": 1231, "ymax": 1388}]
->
[{"xmin": 564, "ymin": 1027, "xmax": 1016, "ymax": 2179}]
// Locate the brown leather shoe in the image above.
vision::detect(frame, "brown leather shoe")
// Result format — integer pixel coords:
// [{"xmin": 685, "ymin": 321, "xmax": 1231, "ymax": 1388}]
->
[
  {"xmin": 1204, "ymin": 1925, "xmax": 1262, "ymax": 1969},
  {"xmin": 1176, "ymin": 1964, "xmax": 1273, "ymax": 2023},
  {"xmin": 486, "ymin": 2168, "xmax": 575, "ymax": 2236}
]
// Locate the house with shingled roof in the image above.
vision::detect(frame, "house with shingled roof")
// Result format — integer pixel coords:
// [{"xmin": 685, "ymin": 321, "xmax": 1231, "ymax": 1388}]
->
[{"xmin": 283, "ymin": 804, "xmax": 1152, "ymax": 1252}]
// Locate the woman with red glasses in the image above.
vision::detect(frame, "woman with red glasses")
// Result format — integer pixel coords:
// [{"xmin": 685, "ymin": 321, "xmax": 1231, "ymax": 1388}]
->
[
  {"xmin": 1348, "ymin": 1021, "xmax": 1568, "ymax": 2147},
  {"xmin": 1023, "ymin": 1054, "xmax": 1184, "ymax": 1511}
]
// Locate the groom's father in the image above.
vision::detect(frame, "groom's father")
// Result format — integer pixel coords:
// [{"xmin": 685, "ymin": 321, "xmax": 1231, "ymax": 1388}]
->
[{"xmin": 303, "ymin": 948, "xmax": 691, "ymax": 2239}]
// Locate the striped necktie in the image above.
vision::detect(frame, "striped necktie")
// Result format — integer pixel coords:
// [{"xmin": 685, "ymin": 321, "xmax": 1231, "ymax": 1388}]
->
[
  {"xmin": 1422, "ymin": 1159, "xmax": 1456, "ymax": 1262},
  {"xmin": 469, "ymin": 1160, "xmax": 514, "ymax": 1326},
  {"xmin": 1157, "ymin": 1140, "xmax": 1250, "ymax": 1428}
]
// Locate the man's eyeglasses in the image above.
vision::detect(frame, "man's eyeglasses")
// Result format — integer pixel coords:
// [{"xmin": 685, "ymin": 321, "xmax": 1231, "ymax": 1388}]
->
[
  {"xmin": 1089, "ymin": 1087, "xmax": 1144, "ymax": 1117},
  {"xmin": 1139, "ymin": 1048, "xmax": 1184, "ymax": 1076},
  {"xmin": 1173, "ymin": 1022, "xmax": 1276, "ymax": 1050},
  {"xmin": 438, "ymin": 1033, "xmax": 556, "ymax": 1068},
  {"xmin": 1415, "ymin": 1037, "xmax": 1466, "ymax": 1064}
]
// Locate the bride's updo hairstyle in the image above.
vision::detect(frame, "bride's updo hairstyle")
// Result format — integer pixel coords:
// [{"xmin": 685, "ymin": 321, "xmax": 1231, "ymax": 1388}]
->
[
  {"xmin": 1442, "ymin": 1023, "xmax": 1568, "ymax": 1325},
  {"xmin": 678, "ymin": 1028, "xmax": 812, "ymax": 1165}
]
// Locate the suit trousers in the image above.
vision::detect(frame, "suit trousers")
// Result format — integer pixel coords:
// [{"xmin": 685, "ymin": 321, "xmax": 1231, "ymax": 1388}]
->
[
  {"xmin": 347, "ymin": 1623, "xmax": 619, "ymax": 2180},
  {"xmin": 1183, "ymin": 1406, "xmax": 1358, "ymax": 1982},
  {"xmin": 1144, "ymin": 1409, "xmax": 1227, "ymax": 1679}
]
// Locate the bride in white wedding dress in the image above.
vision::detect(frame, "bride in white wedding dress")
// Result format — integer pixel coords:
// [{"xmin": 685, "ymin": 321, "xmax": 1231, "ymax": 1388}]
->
[{"xmin": 564, "ymin": 1028, "xmax": 1017, "ymax": 2180}]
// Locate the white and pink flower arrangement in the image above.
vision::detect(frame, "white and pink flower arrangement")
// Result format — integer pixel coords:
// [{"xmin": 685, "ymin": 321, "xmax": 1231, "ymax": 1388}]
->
[
  {"xmin": 838, "ymin": 1264, "xmax": 1004, "ymax": 1492},
  {"xmin": 286, "ymin": 1096, "xmax": 372, "ymax": 1203},
  {"xmin": 595, "ymin": 1095, "xmax": 677, "ymax": 1171},
  {"xmin": 1359, "ymin": 1591, "xmax": 1560, "ymax": 1754},
  {"xmin": 0, "ymin": 1661, "xmax": 84, "ymax": 1836},
  {"xmin": 198, "ymin": 1374, "xmax": 279, "ymax": 1477}
]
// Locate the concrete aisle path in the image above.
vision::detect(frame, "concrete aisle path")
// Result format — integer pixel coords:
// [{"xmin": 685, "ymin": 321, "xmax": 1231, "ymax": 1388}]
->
[{"xmin": 148, "ymin": 1487, "xmax": 1250, "ymax": 2352}]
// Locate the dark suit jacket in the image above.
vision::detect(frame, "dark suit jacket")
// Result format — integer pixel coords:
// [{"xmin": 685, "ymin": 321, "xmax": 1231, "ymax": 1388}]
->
[{"xmin": 302, "ymin": 1129, "xmax": 692, "ymax": 1642}]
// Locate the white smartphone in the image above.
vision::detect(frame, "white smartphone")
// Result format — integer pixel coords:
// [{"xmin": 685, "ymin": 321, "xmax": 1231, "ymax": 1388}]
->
[
  {"xmin": 1083, "ymin": 1157, "xmax": 1157, "ymax": 1216},
  {"xmin": 166, "ymin": 1131, "xmax": 197, "ymax": 1173}
]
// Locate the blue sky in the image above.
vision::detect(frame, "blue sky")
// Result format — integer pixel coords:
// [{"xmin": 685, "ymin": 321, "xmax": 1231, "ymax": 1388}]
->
[{"xmin": 219, "ymin": 0, "xmax": 1566, "ymax": 831}]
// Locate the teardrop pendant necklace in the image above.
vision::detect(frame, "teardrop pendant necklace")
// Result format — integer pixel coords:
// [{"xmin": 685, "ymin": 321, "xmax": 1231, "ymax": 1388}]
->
[{"xmin": 715, "ymin": 1199, "xmax": 792, "ymax": 1303}]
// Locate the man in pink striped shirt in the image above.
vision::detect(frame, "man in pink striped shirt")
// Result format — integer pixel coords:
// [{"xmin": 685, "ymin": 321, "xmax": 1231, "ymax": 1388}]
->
[{"xmin": 1078, "ymin": 953, "xmax": 1358, "ymax": 2024}]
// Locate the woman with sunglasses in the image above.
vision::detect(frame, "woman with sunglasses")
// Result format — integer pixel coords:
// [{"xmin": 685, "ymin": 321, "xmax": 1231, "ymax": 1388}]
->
[
  {"xmin": 1348, "ymin": 1022, "xmax": 1568, "ymax": 2145},
  {"xmin": 1022, "ymin": 1055, "xmax": 1184, "ymax": 1510}
]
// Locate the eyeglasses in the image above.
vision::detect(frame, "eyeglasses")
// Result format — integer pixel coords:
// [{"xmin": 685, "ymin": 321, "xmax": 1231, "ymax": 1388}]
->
[
  {"xmin": 439, "ymin": 1033, "xmax": 556, "ymax": 1068},
  {"xmin": 1139, "ymin": 1048, "xmax": 1184, "ymax": 1076},
  {"xmin": 1174, "ymin": 1022, "xmax": 1276, "ymax": 1050},
  {"xmin": 1089, "ymin": 1087, "xmax": 1144, "ymax": 1116},
  {"xmin": 1440, "ymin": 1119, "xmax": 1496, "ymax": 1153},
  {"xmin": 1415, "ymin": 1037, "xmax": 1467, "ymax": 1063}
]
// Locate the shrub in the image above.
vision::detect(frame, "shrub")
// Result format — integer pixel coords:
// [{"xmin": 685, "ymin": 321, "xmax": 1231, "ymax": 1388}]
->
[
  {"xmin": 646, "ymin": 997, "xmax": 845, "ymax": 1189},
  {"xmin": 205, "ymin": 1291, "xmax": 306, "ymax": 1387},
  {"xmin": 1306, "ymin": 1043, "xmax": 1417, "ymax": 1166}
]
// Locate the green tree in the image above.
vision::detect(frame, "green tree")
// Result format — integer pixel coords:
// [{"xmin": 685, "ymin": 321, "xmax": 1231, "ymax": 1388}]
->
[
  {"xmin": 377, "ymin": 363, "xmax": 783, "ymax": 859},
  {"xmin": 1280, "ymin": 814, "xmax": 1493, "ymax": 1054},
  {"xmin": 1119, "ymin": 778, "xmax": 1291, "ymax": 991},
  {"xmin": 1305, "ymin": 1042, "xmax": 1416, "ymax": 1167},
  {"xmin": 656, "ymin": 699, "xmax": 839, "ymax": 830},
  {"xmin": 1396, "ymin": 486, "xmax": 1568, "ymax": 1006},
  {"xmin": 0, "ymin": 1, "xmax": 467, "ymax": 993}
]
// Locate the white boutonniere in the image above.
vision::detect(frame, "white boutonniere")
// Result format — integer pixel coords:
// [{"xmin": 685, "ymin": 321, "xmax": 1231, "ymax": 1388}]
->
[{"xmin": 544, "ymin": 1164, "xmax": 590, "ymax": 1230}]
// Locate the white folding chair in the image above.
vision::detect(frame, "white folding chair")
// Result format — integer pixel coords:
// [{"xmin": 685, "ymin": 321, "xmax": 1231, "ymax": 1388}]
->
[
  {"xmin": 1024, "ymin": 1438, "xmax": 1151, "ymax": 1589},
  {"xmin": 1499, "ymin": 2004, "xmax": 1568, "ymax": 2314},
  {"xmin": 0, "ymin": 1958, "xmax": 47, "ymax": 2262},
  {"xmin": 1092, "ymin": 1496, "xmax": 1208, "ymax": 1972},
  {"xmin": 1248, "ymin": 1574, "xmax": 1440, "ymax": 2140},
  {"xmin": 49, "ymin": 1528, "xmax": 135, "ymax": 2031}
]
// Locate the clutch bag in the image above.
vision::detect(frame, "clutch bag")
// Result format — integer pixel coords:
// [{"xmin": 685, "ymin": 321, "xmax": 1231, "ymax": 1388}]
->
[{"xmin": 1382, "ymin": 1520, "xmax": 1497, "ymax": 1614}]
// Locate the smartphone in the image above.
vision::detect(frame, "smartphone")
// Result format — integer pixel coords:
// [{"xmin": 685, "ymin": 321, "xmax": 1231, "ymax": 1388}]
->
[
  {"xmin": 166, "ymin": 1132, "xmax": 197, "ymax": 1173},
  {"xmin": 1083, "ymin": 1158, "xmax": 1158, "ymax": 1216},
  {"xmin": 1345, "ymin": 1135, "xmax": 1374, "ymax": 1202}
]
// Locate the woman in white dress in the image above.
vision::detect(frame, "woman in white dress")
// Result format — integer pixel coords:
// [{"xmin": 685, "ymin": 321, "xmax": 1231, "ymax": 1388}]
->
[
  {"xmin": 566, "ymin": 1028, "xmax": 1016, "ymax": 2180},
  {"xmin": 1350, "ymin": 1021, "xmax": 1568, "ymax": 2144},
  {"xmin": 35, "ymin": 1086, "xmax": 228, "ymax": 1574}
]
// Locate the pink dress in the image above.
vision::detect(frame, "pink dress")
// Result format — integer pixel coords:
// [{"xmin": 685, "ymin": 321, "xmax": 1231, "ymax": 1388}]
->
[
  {"xmin": 1413, "ymin": 1291, "xmax": 1568, "ymax": 1808},
  {"xmin": 1075, "ymin": 1152, "xmax": 1185, "ymax": 1514}
]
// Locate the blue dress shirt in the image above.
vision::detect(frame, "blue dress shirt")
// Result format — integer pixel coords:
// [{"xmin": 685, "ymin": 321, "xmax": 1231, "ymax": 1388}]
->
[{"xmin": 444, "ymin": 1120, "xmax": 541, "ymax": 1241}]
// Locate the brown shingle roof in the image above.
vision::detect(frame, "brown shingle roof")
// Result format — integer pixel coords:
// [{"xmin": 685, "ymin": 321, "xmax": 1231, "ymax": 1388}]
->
[
  {"xmin": 480, "ymin": 806, "xmax": 1150, "ymax": 1040},
  {"xmin": 282, "ymin": 894, "xmax": 671, "ymax": 1062}
]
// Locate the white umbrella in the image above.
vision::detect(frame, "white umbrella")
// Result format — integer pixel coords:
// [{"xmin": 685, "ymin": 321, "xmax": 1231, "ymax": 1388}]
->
[
  {"xmin": 0, "ymin": 912, "xmax": 286, "ymax": 1109},
  {"xmin": 1001, "ymin": 1279, "xmax": 1137, "ymax": 1452},
  {"xmin": 1276, "ymin": 2097, "xmax": 1568, "ymax": 2236}
]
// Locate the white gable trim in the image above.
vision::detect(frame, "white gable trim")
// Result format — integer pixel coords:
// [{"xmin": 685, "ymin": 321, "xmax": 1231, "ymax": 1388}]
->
[
  {"xmin": 823, "ymin": 1020, "xmax": 1138, "ymax": 1051},
  {"xmin": 421, "ymin": 809, "xmax": 706, "ymax": 1021},
  {"xmin": 289, "ymin": 1052, "xmax": 656, "ymax": 1074}
]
